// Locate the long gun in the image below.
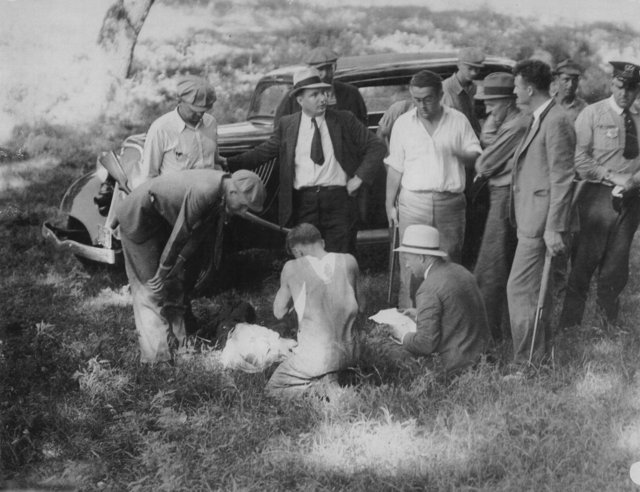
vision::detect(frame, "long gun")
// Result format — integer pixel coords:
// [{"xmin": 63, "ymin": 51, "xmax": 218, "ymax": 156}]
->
[
  {"xmin": 529, "ymin": 251, "xmax": 553, "ymax": 364},
  {"xmin": 387, "ymin": 223, "xmax": 399, "ymax": 306}
]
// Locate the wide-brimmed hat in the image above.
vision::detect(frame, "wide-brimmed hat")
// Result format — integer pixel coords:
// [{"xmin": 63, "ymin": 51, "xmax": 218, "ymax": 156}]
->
[
  {"xmin": 610, "ymin": 61, "xmax": 640, "ymax": 85},
  {"xmin": 177, "ymin": 76, "xmax": 216, "ymax": 112},
  {"xmin": 231, "ymin": 170, "xmax": 266, "ymax": 213},
  {"xmin": 553, "ymin": 59, "xmax": 582, "ymax": 76},
  {"xmin": 394, "ymin": 225, "xmax": 448, "ymax": 257},
  {"xmin": 290, "ymin": 67, "xmax": 332, "ymax": 97},
  {"xmin": 475, "ymin": 72, "xmax": 516, "ymax": 100},
  {"xmin": 458, "ymin": 47, "xmax": 485, "ymax": 68},
  {"xmin": 304, "ymin": 47, "xmax": 339, "ymax": 68}
]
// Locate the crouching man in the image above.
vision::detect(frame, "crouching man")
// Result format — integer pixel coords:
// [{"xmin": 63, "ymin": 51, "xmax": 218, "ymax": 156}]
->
[
  {"xmin": 267, "ymin": 223, "xmax": 364, "ymax": 397},
  {"xmin": 385, "ymin": 225, "xmax": 490, "ymax": 376},
  {"xmin": 116, "ymin": 169, "xmax": 266, "ymax": 364}
]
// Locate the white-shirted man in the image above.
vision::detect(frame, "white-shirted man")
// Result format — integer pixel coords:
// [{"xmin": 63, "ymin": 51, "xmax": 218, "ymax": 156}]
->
[{"xmin": 385, "ymin": 69, "xmax": 482, "ymax": 308}]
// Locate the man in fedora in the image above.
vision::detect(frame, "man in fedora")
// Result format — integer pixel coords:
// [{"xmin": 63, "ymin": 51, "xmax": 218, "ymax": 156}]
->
[
  {"xmin": 228, "ymin": 67, "xmax": 385, "ymax": 254},
  {"xmin": 384, "ymin": 224, "xmax": 490, "ymax": 375},
  {"xmin": 473, "ymin": 73, "xmax": 530, "ymax": 342},
  {"xmin": 561, "ymin": 61, "xmax": 640, "ymax": 327},
  {"xmin": 117, "ymin": 168, "xmax": 266, "ymax": 364},
  {"xmin": 131, "ymin": 75, "xmax": 226, "ymax": 189},
  {"xmin": 553, "ymin": 59, "xmax": 587, "ymax": 123},
  {"xmin": 274, "ymin": 47, "xmax": 367, "ymax": 125}
]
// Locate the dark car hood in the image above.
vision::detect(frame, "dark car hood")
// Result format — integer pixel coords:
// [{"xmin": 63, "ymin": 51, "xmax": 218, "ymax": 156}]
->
[{"xmin": 217, "ymin": 118, "xmax": 274, "ymax": 156}]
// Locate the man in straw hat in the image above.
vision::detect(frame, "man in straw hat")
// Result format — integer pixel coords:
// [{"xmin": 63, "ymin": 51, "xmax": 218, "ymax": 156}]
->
[
  {"xmin": 552, "ymin": 59, "xmax": 587, "ymax": 123},
  {"xmin": 228, "ymin": 66, "xmax": 385, "ymax": 255},
  {"xmin": 274, "ymin": 46, "xmax": 367, "ymax": 125},
  {"xmin": 383, "ymin": 224, "xmax": 490, "ymax": 375},
  {"xmin": 132, "ymin": 75, "xmax": 226, "ymax": 189},
  {"xmin": 116, "ymin": 168, "xmax": 266, "ymax": 364},
  {"xmin": 473, "ymin": 72, "xmax": 530, "ymax": 342},
  {"xmin": 561, "ymin": 60, "xmax": 640, "ymax": 328}
]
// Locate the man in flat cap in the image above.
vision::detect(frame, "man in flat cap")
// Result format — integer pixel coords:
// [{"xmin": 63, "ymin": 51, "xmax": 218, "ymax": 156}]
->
[
  {"xmin": 228, "ymin": 67, "xmax": 385, "ymax": 255},
  {"xmin": 443, "ymin": 48, "xmax": 486, "ymax": 135},
  {"xmin": 385, "ymin": 70, "xmax": 482, "ymax": 309},
  {"xmin": 117, "ymin": 169, "xmax": 266, "ymax": 363},
  {"xmin": 472, "ymin": 73, "xmax": 530, "ymax": 342},
  {"xmin": 560, "ymin": 61, "xmax": 640, "ymax": 328},
  {"xmin": 274, "ymin": 47, "xmax": 368, "ymax": 126},
  {"xmin": 507, "ymin": 59, "xmax": 576, "ymax": 366},
  {"xmin": 553, "ymin": 59, "xmax": 588, "ymax": 123},
  {"xmin": 131, "ymin": 75, "xmax": 226, "ymax": 189}
]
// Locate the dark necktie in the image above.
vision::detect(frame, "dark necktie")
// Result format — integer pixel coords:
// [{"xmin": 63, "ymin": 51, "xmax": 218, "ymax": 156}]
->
[
  {"xmin": 623, "ymin": 109, "xmax": 639, "ymax": 159},
  {"xmin": 310, "ymin": 117, "xmax": 324, "ymax": 165}
]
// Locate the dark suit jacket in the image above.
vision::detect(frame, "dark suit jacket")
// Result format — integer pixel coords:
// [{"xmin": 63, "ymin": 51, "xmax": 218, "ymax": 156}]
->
[
  {"xmin": 274, "ymin": 80, "xmax": 368, "ymax": 126},
  {"xmin": 228, "ymin": 109, "xmax": 385, "ymax": 226},
  {"xmin": 403, "ymin": 260, "xmax": 490, "ymax": 374},
  {"xmin": 510, "ymin": 100, "xmax": 576, "ymax": 238}
]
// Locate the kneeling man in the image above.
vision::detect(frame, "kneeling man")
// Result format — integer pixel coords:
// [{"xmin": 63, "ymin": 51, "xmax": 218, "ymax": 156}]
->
[
  {"xmin": 387, "ymin": 225, "xmax": 490, "ymax": 375},
  {"xmin": 267, "ymin": 223, "xmax": 364, "ymax": 397}
]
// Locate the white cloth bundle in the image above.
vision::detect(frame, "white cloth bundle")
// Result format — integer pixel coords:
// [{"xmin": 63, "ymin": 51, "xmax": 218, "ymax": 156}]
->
[{"xmin": 220, "ymin": 323, "xmax": 297, "ymax": 373}]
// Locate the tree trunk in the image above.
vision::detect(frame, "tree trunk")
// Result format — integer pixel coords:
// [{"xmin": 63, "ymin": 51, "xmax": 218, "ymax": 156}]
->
[{"xmin": 98, "ymin": 0, "xmax": 156, "ymax": 79}]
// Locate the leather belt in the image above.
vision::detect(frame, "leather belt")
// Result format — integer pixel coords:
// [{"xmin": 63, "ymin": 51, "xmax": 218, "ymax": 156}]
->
[{"xmin": 296, "ymin": 185, "xmax": 345, "ymax": 193}]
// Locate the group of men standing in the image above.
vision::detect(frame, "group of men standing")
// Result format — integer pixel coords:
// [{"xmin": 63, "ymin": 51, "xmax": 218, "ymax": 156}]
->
[{"xmin": 113, "ymin": 44, "xmax": 640, "ymax": 395}]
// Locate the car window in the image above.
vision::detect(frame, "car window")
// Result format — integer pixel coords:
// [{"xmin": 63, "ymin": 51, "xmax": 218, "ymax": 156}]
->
[
  {"xmin": 248, "ymin": 82, "xmax": 290, "ymax": 118},
  {"xmin": 359, "ymin": 84, "xmax": 411, "ymax": 113}
]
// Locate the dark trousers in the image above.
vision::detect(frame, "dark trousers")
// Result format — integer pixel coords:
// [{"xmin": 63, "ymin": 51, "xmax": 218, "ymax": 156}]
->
[
  {"xmin": 561, "ymin": 182, "xmax": 640, "ymax": 326},
  {"xmin": 293, "ymin": 186, "xmax": 356, "ymax": 254},
  {"xmin": 473, "ymin": 185, "xmax": 517, "ymax": 341}
]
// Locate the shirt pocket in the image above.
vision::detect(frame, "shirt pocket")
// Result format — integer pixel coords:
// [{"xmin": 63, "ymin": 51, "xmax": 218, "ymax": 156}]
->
[
  {"xmin": 167, "ymin": 139, "xmax": 188, "ymax": 163},
  {"xmin": 593, "ymin": 124, "xmax": 620, "ymax": 151}
]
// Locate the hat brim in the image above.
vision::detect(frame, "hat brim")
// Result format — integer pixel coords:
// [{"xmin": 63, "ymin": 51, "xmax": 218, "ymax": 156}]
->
[
  {"xmin": 291, "ymin": 82, "xmax": 332, "ymax": 97},
  {"xmin": 184, "ymin": 102, "xmax": 213, "ymax": 112},
  {"xmin": 394, "ymin": 246, "xmax": 448, "ymax": 257},
  {"xmin": 460, "ymin": 61, "xmax": 484, "ymax": 68}
]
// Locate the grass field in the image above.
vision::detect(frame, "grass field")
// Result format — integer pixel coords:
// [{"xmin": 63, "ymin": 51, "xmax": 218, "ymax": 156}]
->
[
  {"xmin": 2, "ymin": 152, "xmax": 640, "ymax": 491},
  {"xmin": 4, "ymin": 1, "xmax": 640, "ymax": 490}
]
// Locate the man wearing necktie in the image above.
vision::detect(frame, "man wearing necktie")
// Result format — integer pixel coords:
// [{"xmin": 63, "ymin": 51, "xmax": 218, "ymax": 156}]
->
[
  {"xmin": 228, "ymin": 67, "xmax": 385, "ymax": 253},
  {"xmin": 560, "ymin": 61, "xmax": 640, "ymax": 328},
  {"xmin": 507, "ymin": 59, "xmax": 576, "ymax": 367}
]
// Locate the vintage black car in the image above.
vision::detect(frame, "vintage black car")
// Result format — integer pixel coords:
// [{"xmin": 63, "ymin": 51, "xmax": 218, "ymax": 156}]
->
[{"xmin": 43, "ymin": 51, "xmax": 514, "ymax": 284}]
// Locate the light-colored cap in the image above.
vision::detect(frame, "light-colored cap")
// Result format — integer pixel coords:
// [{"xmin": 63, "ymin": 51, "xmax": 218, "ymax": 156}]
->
[
  {"xmin": 231, "ymin": 170, "xmax": 266, "ymax": 213},
  {"xmin": 475, "ymin": 72, "xmax": 516, "ymax": 100},
  {"xmin": 304, "ymin": 47, "xmax": 339, "ymax": 67},
  {"xmin": 177, "ymin": 76, "xmax": 216, "ymax": 111},
  {"xmin": 458, "ymin": 47, "xmax": 485, "ymax": 67},
  {"xmin": 394, "ymin": 225, "xmax": 448, "ymax": 257},
  {"xmin": 290, "ymin": 67, "xmax": 332, "ymax": 96}
]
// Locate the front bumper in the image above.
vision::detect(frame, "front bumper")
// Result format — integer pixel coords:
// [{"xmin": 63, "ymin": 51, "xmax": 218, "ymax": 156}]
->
[{"xmin": 42, "ymin": 222, "xmax": 120, "ymax": 265}]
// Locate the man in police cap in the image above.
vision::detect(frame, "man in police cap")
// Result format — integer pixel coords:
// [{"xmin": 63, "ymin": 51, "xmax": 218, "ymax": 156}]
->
[
  {"xmin": 553, "ymin": 59, "xmax": 588, "ymax": 123},
  {"xmin": 132, "ymin": 75, "xmax": 226, "ymax": 189},
  {"xmin": 274, "ymin": 47, "xmax": 368, "ymax": 126},
  {"xmin": 117, "ymin": 168, "xmax": 266, "ymax": 364},
  {"xmin": 560, "ymin": 60, "xmax": 640, "ymax": 327}
]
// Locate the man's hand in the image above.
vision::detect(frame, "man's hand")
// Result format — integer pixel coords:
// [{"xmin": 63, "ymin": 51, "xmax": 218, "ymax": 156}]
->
[
  {"xmin": 400, "ymin": 308, "xmax": 416, "ymax": 321},
  {"xmin": 389, "ymin": 321, "xmax": 413, "ymax": 342},
  {"xmin": 146, "ymin": 264, "xmax": 172, "ymax": 294},
  {"xmin": 346, "ymin": 175, "xmax": 363, "ymax": 196},
  {"xmin": 543, "ymin": 230, "xmax": 565, "ymax": 256},
  {"xmin": 386, "ymin": 205, "xmax": 398, "ymax": 227},
  {"xmin": 607, "ymin": 171, "xmax": 633, "ymax": 190}
]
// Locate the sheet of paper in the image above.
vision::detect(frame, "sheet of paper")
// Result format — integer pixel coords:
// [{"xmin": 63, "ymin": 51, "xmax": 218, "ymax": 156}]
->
[{"xmin": 368, "ymin": 308, "xmax": 416, "ymax": 332}]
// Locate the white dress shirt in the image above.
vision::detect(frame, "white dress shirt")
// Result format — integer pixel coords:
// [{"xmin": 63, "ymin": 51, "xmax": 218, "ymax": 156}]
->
[
  {"xmin": 384, "ymin": 106, "xmax": 481, "ymax": 193},
  {"xmin": 294, "ymin": 113, "xmax": 347, "ymax": 189}
]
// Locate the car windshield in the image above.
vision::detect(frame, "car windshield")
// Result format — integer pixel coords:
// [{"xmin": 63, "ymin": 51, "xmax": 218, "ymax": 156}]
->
[{"xmin": 247, "ymin": 81, "xmax": 290, "ymax": 119}]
